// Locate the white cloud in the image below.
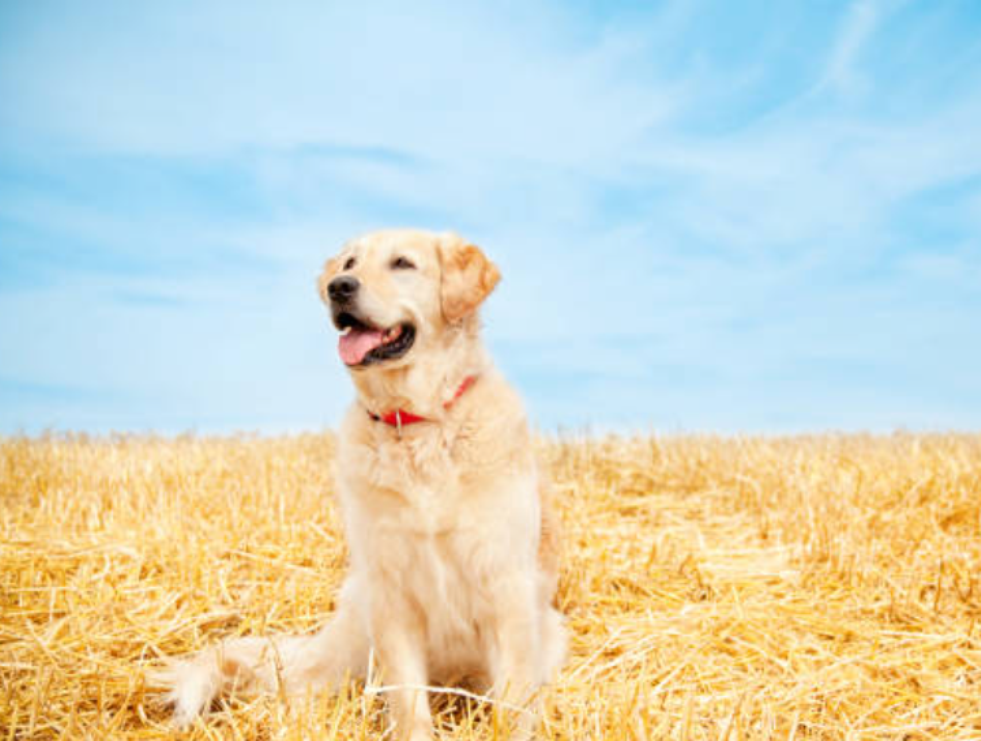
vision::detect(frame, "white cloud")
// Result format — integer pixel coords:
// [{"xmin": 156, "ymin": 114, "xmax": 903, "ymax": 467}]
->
[{"xmin": 817, "ymin": 0, "xmax": 883, "ymax": 96}]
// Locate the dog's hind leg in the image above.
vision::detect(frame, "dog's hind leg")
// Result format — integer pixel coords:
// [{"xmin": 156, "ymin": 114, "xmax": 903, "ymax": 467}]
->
[
  {"xmin": 157, "ymin": 581, "xmax": 370, "ymax": 727},
  {"xmin": 281, "ymin": 590, "xmax": 370, "ymax": 695}
]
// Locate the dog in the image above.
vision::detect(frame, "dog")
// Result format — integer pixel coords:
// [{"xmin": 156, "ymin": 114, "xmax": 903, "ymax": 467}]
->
[{"xmin": 159, "ymin": 229, "xmax": 567, "ymax": 740}]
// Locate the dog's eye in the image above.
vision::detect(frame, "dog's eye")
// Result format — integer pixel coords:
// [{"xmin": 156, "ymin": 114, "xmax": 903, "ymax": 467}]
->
[
  {"xmin": 391, "ymin": 256, "xmax": 416, "ymax": 270},
  {"xmin": 343, "ymin": 257, "xmax": 356, "ymax": 271}
]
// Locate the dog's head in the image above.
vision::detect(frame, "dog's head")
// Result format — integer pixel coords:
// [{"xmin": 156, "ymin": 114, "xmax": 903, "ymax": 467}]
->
[{"xmin": 318, "ymin": 229, "xmax": 500, "ymax": 369}]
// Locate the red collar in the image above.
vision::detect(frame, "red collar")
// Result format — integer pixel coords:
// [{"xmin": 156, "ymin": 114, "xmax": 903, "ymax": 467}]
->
[{"xmin": 367, "ymin": 375, "xmax": 477, "ymax": 430}]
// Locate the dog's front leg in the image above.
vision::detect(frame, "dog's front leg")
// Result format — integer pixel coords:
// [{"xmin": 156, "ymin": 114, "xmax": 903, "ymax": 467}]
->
[
  {"xmin": 488, "ymin": 575, "xmax": 543, "ymax": 739},
  {"xmin": 373, "ymin": 619, "xmax": 433, "ymax": 741}
]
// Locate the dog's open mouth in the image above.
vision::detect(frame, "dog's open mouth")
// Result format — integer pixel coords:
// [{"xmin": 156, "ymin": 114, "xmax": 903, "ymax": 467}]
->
[{"xmin": 335, "ymin": 312, "xmax": 416, "ymax": 367}]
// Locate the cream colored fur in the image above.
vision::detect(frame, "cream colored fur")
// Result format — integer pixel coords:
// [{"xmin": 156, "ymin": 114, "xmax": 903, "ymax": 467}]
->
[{"xmin": 158, "ymin": 229, "xmax": 566, "ymax": 740}]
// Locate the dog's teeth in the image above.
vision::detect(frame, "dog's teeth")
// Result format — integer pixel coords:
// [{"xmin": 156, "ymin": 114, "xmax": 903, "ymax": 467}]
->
[{"xmin": 341, "ymin": 326, "xmax": 353, "ymax": 336}]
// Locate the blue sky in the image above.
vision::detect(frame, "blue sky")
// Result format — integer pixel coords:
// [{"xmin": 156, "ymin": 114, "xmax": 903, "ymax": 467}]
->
[{"xmin": 1, "ymin": 0, "xmax": 980, "ymax": 434}]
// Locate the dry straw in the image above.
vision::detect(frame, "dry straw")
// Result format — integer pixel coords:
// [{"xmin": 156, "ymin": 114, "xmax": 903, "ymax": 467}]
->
[{"xmin": 1, "ymin": 432, "xmax": 979, "ymax": 739}]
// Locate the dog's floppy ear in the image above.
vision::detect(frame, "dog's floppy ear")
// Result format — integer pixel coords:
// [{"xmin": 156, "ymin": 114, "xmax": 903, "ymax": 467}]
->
[
  {"xmin": 317, "ymin": 256, "xmax": 343, "ymax": 304},
  {"xmin": 438, "ymin": 233, "xmax": 501, "ymax": 323}
]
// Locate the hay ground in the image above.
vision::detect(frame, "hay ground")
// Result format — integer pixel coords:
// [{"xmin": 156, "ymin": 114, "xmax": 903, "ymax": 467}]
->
[{"xmin": 1, "ymin": 433, "xmax": 980, "ymax": 740}]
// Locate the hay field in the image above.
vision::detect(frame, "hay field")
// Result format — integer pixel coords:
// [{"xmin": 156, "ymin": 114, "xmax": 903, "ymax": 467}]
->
[{"xmin": 2, "ymin": 433, "xmax": 979, "ymax": 739}]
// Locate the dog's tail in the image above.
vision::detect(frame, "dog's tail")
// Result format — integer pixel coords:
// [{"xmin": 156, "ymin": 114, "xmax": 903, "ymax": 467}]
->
[{"xmin": 154, "ymin": 596, "xmax": 369, "ymax": 727}]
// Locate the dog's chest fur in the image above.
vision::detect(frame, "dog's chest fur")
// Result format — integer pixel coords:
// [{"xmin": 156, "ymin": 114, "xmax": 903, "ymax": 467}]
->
[
  {"xmin": 339, "ymin": 423, "xmax": 533, "ymax": 679},
  {"xmin": 348, "ymin": 423, "xmax": 494, "ymax": 531}
]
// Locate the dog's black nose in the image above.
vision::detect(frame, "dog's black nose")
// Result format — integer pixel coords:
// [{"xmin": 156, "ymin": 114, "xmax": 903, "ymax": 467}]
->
[{"xmin": 328, "ymin": 275, "xmax": 359, "ymax": 302}]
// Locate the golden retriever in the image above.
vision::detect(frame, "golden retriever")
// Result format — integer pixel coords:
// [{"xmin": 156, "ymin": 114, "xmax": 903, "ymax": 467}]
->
[{"xmin": 160, "ymin": 229, "xmax": 567, "ymax": 740}]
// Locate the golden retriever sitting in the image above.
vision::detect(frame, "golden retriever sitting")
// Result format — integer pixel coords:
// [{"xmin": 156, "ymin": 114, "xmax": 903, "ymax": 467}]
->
[{"xmin": 160, "ymin": 229, "xmax": 567, "ymax": 740}]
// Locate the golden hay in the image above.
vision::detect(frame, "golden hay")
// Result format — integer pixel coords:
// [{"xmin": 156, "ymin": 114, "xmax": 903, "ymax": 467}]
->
[{"xmin": 1, "ymin": 433, "xmax": 979, "ymax": 739}]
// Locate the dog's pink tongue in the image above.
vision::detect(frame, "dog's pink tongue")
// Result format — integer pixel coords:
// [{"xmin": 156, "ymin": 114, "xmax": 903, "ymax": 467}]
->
[{"xmin": 338, "ymin": 328, "xmax": 386, "ymax": 366}]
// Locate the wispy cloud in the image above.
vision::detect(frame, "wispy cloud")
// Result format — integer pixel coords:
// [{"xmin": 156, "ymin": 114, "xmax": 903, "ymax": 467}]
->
[{"xmin": 818, "ymin": 0, "xmax": 883, "ymax": 95}]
